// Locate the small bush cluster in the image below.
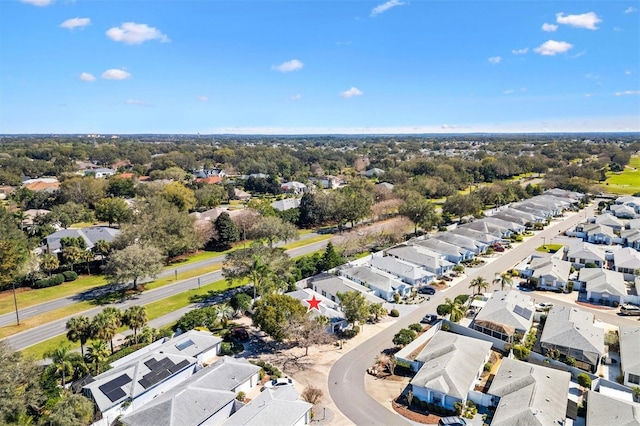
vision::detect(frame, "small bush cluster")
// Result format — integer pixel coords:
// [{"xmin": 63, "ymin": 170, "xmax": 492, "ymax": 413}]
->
[
  {"xmin": 250, "ymin": 360, "xmax": 283, "ymax": 379},
  {"xmin": 62, "ymin": 271, "xmax": 78, "ymax": 281},
  {"xmin": 413, "ymin": 399, "xmax": 456, "ymax": 416},
  {"xmin": 339, "ymin": 326, "xmax": 360, "ymax": 339},
  {"xmin": 389, "ymin": 309, "xmax": 400, "ymax": 317},
  {"xmin": 33, "ymin": 273, "xmax": 65, "ymax": 289},
  {"xmin": 408, "ymin": 323, "xmax": 423, "ymax": 333}
]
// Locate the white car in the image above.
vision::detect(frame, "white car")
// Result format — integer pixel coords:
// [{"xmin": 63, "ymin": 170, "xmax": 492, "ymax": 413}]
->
[
  {"xmin": 263, "ymin": 378, "xmax": 294, "ymax": 389},
  {"xmin": 535, "ymin": 302, "xmax": 554, "ymax": 311}
]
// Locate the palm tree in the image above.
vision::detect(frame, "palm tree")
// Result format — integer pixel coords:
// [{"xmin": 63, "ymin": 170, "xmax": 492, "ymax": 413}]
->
[
  {"xmin": 66, "ymin": 315, "xmax": 92, "ymax": 357},
  {"xmin": 214, "ymin": 303, "xmax": 234, "ymax": 328},
  {"xmin": 493, "ymin": 272, "xmax": 514, "ymax": 291},
  {"xmin": 93, "ymin": 240, "xmax": 111, "ymax": 265},
  {"xmin": 123, "ymin": 305, "xmax": 147, "ymax": 344},
  {"xmin": 92, "ymin": 308, "xmax": 122, "ymax": 354},
  {"xmin": 469, "ymin": 276, "xmax": 489, "ymax": 296},
  {"xmin": 86, "ymin": 340, "xmax": 110, "ymax": 375},
  {"xmin": 62, "ymin": 246, "xmax": 85, "ymax": 272},
  {"xmin": 40, "ymin": 253, "xmax": 59, "ymax": 277},
  {"xmin": 443, "ymin": 298, "xmax": 467, "ymax": 323},
  {"xmin": 44, "ymin": 345, "xmax": 86, "ymax": 387},
  {"xmin": 249, "ymin": 254, "xmax": 273, "ymax": 300}
]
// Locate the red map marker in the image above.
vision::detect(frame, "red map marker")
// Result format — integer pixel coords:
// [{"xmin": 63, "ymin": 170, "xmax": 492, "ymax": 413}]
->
[{"xmin": 305, "ymin": 295, "xmax": 321, "ymax": 311}]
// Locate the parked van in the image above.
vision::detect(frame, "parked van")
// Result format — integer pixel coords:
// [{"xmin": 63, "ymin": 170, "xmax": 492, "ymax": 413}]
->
[{"xmin": 620, "ymin": 304, "xmax": 640, "ymax": 316}]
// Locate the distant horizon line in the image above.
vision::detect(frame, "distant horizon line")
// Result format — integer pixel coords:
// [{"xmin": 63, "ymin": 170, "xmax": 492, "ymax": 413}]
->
[{"xmin": 2, "ymin": 131, "xmax": 639, "ymax": 137}]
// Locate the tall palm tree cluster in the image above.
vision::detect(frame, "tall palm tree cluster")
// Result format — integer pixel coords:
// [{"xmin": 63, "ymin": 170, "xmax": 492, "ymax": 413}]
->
[{"xmin": 56, "ymin": 305, "xmax": 149, "ymax": 385}]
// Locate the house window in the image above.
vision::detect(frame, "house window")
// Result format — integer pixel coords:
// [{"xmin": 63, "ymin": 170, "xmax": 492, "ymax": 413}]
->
[{"xmin": 629, "ymin": 373, "xmax": 640, "ymax": 385}]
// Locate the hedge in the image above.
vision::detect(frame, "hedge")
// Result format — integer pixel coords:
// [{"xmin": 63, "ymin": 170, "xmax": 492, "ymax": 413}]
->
[
  {"xmin": 33, "ymin": 274, "xmax": 65, "ymax": 289},
  {"xmin": 62, "ymin": 271, "xmax": 78, "ymax": 281}
]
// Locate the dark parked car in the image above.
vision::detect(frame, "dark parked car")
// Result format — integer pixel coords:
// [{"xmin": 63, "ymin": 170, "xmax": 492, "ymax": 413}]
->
[
  {"xmin": 420, "ymin": 314, "xmax": 438, "ymax": 324},
  {"xmin": 419, "ymin": 286, "xmax": 436, "ymax": 295},
  {"xmin": 439, "ymin": 416, "xmax": 467, "ymax": 426}
]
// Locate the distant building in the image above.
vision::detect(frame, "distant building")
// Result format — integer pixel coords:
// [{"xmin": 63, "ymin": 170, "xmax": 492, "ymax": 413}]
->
[{"xmin": 84, "ymin": 168, "xmax": 116, "ymax": 178}]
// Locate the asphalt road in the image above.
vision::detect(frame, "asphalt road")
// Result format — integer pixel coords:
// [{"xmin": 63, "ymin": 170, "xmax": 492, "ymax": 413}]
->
[
  {"xmin": 328, "ymin": 203, "xmax": 639, "ymax": 425},
  {"xmin": 2, "ymin": 233, "xmax": 332, "ymax": 351},
  {"xmin": 0, "ymin": 232, "xmax": 325, "ymax": 329}
]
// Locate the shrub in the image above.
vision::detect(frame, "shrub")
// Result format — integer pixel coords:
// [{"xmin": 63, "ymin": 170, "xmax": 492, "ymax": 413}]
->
[
  {"xmin": 577, "ymin": 373, "xmax": 592, "ymax": 389},
  {"xmin": 249, "ymin": 360, "xmax": 283, "ymax": 379},
  {"xmin": 454, "ymin": 294, "xmax": 469, "ymax": 305},
  {"xmin": 32, "ymin": 273, "xmax": 65, "ymax": 289},
  {"xmin": 62, "ymin": 271, "xmax": 78, "ymax": 282},
  {"xmin": 393, "ymin": 328, "xmax": 416, "ymax": 347},
  {"xmin": 437, "ymin": 304, "xmax": 451, "ymax": 316},
  {"xmin": 612, "ymin": 301, "xmax": 620, "ymax": 308},
  {"xmin": 220, "ymin": 342, "xmax": 234, "ymax": 356},
  {"xmin": 389, "ymin": 309, "xmax": 400, "ymax": 317},
  {"xmin": 408, "ymin": 323, "xmax": 423, "ymax": 333},
  {"xmin": 301, "ymin": 385, "xmax": 324, "ymax": 405},
  {"xmin": 236, "ymin": 391, "xmax": 246, "ymax": 402},
  {"xmin": 484, "ymin": 362, "xmax": 492, "ymax": 372},
  {"xmin": 567, "ymin": 281, "xmax": 574, "ymax": 292},
  {"xmin": 512, "ymin": 344, "xmax": 530, "ymax": 360}
]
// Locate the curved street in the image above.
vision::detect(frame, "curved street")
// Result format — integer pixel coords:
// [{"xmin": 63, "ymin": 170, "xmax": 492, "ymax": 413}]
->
[{"xmin": 329, "ymin": 203, "xmax": 639, "ymax": 424}]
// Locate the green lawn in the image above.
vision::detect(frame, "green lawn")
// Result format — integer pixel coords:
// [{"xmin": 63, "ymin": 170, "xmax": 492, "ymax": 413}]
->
[
  {"xmin": 535, "ymin": 244, "xmax": 564, "ymax": 253},
  {"xmin": 0, "ymin": 275, "xmax": 107, "ymax": 316},
  {"xmin": 281, "ymin": 234, "xmax": 332, "ymax": 249},
  {"xmin": 602, "ymin": 155, "xmax": 640, "ymax": 195}
]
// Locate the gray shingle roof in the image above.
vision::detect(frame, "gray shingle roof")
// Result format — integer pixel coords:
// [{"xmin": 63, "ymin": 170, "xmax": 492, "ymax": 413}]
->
[
  {"xmin": 415, "ymin": 238, "xmax": 470, "ymax": 257},
  {"xmin": 473, "ymin": 290, "xmax": 534, "ymax": 333},
  {"xmin": 385, "ymin": 245, "xmax": 452, "ymax": 271},
  {"xmin": 410, "ymin": 331, "xmax": 492, "ymax": 400},
  {"xmin": 619, "ymin": 326, "xmax": 640, "ymax": 377},
  {"xmin": 369, "ymin": 254, "xmax": 435, "ymax": 282},
  {"xmin": 614, "ymin": 247, "xmax": 640, "ymax": 270},
  {"xmin": 586, "ymin": 390, "xmax": 640, "ymax": 426},
  {"xmin": 540, "ymin": 306, "xmax": 604, "ymax": 359},
  {"xmin": 222, "ymin": 386, "xmax": 312, "ymax": 426},
  {"xmin": 489, "ymin": 358, "xmax": 570, "ymax": 426},
  {"xmin": 44, "ymin": 226, "xmax": 120, "ymax": 252},
  {"xmin": 339, "ymin": 265, "xmax": 408, "ymax": 294},
  {"xmin": 121, "ymin": 387, "xmax": 235, "ymax": 426},
  {"xmin": 579, "ymin": 268, "xmax": 627, "ymax": 297},
  {"xmin": 531, "ymin": 257, "xmax": 572, "ymax": 283},
  {"xmin": 450, "ymin": 227, "xmax": 500, "ymax": 245},
  {"xmin": 459, "ymin": 220, "xmax": 508, "ymax": 238},
  {"xmin": 309, "ymin": 274, "xmax": 385, "ymax": 305}
]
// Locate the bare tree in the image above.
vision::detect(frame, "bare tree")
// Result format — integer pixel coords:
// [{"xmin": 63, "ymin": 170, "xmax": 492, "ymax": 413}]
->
[
  {"xmin": 286, "ymin": 314, "xmax": 335, "ymax": 356},
  {"xmin": 301, "ymin": 385, "xmax": 324, "ymax": 405}
]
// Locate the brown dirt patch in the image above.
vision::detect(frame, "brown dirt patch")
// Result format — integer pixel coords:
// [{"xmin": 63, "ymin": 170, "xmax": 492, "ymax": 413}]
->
[
  {"xmin": 575, "ymin": 301, "xmax": 617, "ymax": 310},
  {"xmin": 392, "ymin": 399, "xmax": 442, "ymax": 424}
]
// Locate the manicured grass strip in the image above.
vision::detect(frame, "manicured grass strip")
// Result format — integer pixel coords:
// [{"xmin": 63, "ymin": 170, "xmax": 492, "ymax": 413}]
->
[
  {"xmin": 0, "ymin": 300, "xmax": 94, "ymax": 339},
  {"xmin": 282, "ymin": 234, "xmax": 332, "ymax": 249},
  {"xmin": 144, "ymin": 279, "xmax": 246, "ymax": 319},
  {"xmin": 535, "ymin": 244, "xmax": 564, "ymax": 253},
  {"xmin": 21, "ymin": 335, "xmax": 79, "ymax": 360},
  {"xmin": 143, "ymin": 264, "xmax": 222, "ymax": 292},
  {"xmin": 0, "ymin": 275, "xmax": 107, "ymax": 316}
]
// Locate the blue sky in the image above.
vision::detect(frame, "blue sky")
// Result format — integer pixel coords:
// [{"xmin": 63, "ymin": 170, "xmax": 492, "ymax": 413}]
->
[{"xmin": 1, "ymin": 0, "xmax": 639, "ymax": 134}]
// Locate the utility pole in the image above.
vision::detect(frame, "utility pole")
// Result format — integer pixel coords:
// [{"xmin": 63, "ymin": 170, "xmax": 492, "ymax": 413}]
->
[{"xmin": 11, "ymin": 281, "xmax": 20, "ymax": 325}]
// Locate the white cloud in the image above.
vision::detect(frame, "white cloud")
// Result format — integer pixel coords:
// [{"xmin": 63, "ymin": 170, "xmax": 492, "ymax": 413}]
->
[
  {"xmin": 101, "ymin": 69, "xmax": 131, "ymax": 80},
  {"xmin": 624, "ymin": 6, "xmax": 637, "ymax": 14},
  {"xmin": 60, "ymin": 17, "xmax": 91, "ymax": 29},
  {"xmin": 340, "ymin": 87, "xmax": 363, "ymax": 98},
  {"xmin": 585, "ymin": 73, "xmax": 599, "ymax": 79},
  {"xmin": 625, "ymin": 70, "xmax": 632, "ymax": 75},
  {"xmin": 488, "ymin": 56, "xmax": 502, "ymax": 64},
  {"xmin": 106, "ymin": 22, "xmax": 169, "ymax": 44},
  {"xmin": 512, "ymin": 48, "xmax": 529, "ymax": 55},
  {"xmin": 504, "ymin": 89, "xmax": 515, "ymax": 94},
  {"xmin": 196, "ymin": 95, "xmax": 208, "ymax": 102},
  {"xmin": 534, "ymin": 40, "xmax": 573, "ymax": 56},
  {"xmin": 556, "ymin": 12, "xmax": 602, "ymax": 30},
  {"xmin": 336, "ymin": 41, "xmax": 352, "ymax": 46},
  {"xmin": 571, "ymin": 50, "xmax": 587, "ymax": 58},
  {"xmin": 125, "ymin": 99, "xmax": 148, "ymax": 106},
  {"xmin": 542, "ymin": 23, "xmax": 558, "ymax": 32},
  {"xmin": 521, "ymin": 87, "xmax": 528, "ymax": 92},
  {"xmin": 613, "ymin": 26, "xmax": 622, "ymax": 32},
  {"xmin": 271, "ymin": 59, "xmax": 304, "ymax": 73},
  {"xmin": 79, "ymin": 72, "xmax": 95, "ymax": 82},
  {"xmin": 20, "ymin": 0, "xmax": 53, "ymax": 6},
  {"xmin": 585, "ymin": 93, "xmax": 593, "ymax": 97},
  {"xmin": 615, "ymin": 90, "xmax": 640, "ymax": 96},
  {"xmin": 290, "ymin": 94, "xmax": 302, "ymax": 101},
  {"xmin": 370, "ymin": 0, "xmax": 406, "ymax": 17}
]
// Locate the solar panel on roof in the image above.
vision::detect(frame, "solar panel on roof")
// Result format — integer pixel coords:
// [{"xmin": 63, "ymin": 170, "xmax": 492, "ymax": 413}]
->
[
  {"xmin": 175, "ymin": 339, "xmax": 195, "ymax": 351},
  {"xmin": 522, "ymin": 308, "xmax": 533, "ymax": 320},
  {"xmin": 99, "ymin": 374, "xmax": 131, "ymax": 395},
  {"xmin": 138, "ymin": 378, "xmax": 151, "ymax": 389},
  {"xmin": 513, "ymin": 305, "xmax": 524, "ymax": 316},
  {"xmin": 156, "ymin": 369, "xmax": 171, "ymax": 381},
  {"xmin": 105, "ymin": 387, "xmax": 126, "ymax": 402},
  {"xmin": 169, "ymin": 359, "xmax": 191, "ymax": 373},
  {"xmin": 144, "ymin": 358, "xmax": 158, "ymax": 369}
]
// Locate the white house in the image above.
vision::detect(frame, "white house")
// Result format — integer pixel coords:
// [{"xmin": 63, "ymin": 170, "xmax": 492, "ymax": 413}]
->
[
  {"xmin": 84, "ymin": 168, "xmax": 116, "ymax": 178},
  {"xmin": 409, "ymin": 331, "xmax": 492, "ymax": 411},
  {"xmin": 285, "ymin": 288, "xmax": 350, "ymax": 333},
  {"xmin": 339, "ymin": 265, "xmax": 413, "ymax": 301},
  {"xmin": 488, "ymin": 358, "xmax": 570, "ymax": 426},
  {"xmin": 579, "ymin": 268, "xmax": 628, "ymax": 306},
  {"xmin": 385, "ymin": 245, "xmax": 454, "ymax": 276},
  {"xmin": 529, "ymin": 256, "xmax": 572, "ymax": 291},
  {"xmin": 281, "ymin": 181, "xmax": 307, "ymax": 195},
  {"xmin": 540, "ymin": 306, "xmax": 604, "ymax": 373},
  {"xmin": 586, "ymin": 390, "xmax": 640, "ymax": 426},
  {"xmin": 369, "ymin": 253, "xmax": 435, "ymax": 286},
  {"xmin": 613, "ymin": 247, "xmax": 640, "ymax": 279},
  {"xmin": 472, "ymin": 291, "xmax": 534, "ymax": 343},
  {"xmin": 306, "ymin": 274, "xmax": 386, "ymax": 305},
  {"xmin": 619, "ymin": 326, "xmax": 640, "ymax": 388},
  {"xmin": 222, "ymin": 386, "xmax": 312, "ymax": 426}
]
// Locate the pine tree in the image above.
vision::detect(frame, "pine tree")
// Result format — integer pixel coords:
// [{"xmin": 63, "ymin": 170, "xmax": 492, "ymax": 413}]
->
[{"xmin": 214, "ymin": 212, "xmax": 239, "ymax": 249}]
